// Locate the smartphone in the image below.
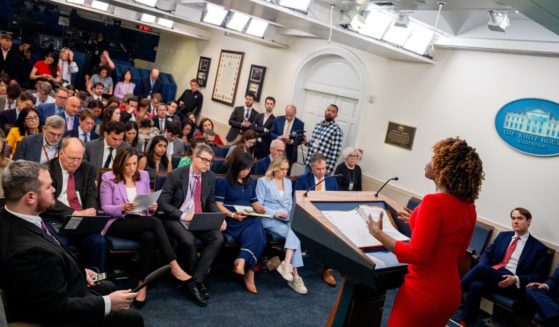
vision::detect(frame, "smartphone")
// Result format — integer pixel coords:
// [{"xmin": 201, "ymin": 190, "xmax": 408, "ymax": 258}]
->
[{"xmin": 91, "ymin": 272, "xmax": 107, "ymax": 283}]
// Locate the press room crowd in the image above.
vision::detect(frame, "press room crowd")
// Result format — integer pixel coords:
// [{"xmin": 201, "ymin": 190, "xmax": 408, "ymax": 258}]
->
[{"xmin": 0, "ymin": 33, "xmax": 557, "ymax": 326}]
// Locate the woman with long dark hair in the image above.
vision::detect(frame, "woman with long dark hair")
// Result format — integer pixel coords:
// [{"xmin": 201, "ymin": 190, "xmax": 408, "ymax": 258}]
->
[
  {"xmin": 138, "ymin": 135, "xmax": 171, "ymax": 179},
  {"xmin": 215, "ymin": 152, "xmax": 267, "ymax": 293},
  {"xmin": 29, "ymin": 51, "xmax": 61, "ymax": 85},
  {"xmin": 113, "ymin": 69, "xmax": 136, "ymax": 100},
  {"xmin": 5, "ymin": 107, "xmax": 41, "ymax": 156},
  {"xmin": 124, "ymin": 121, "xmax": 142, "ymax": 152},
  {"xmin": 100, "ymin": 147, "xmax": 193, "ymax": 306}
]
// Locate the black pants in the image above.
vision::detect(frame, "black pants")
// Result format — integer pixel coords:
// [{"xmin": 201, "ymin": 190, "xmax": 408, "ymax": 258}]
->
[
  {"xmin": 163, "ymin": 219, "xmax": 224, "ymax": 283},
  {"xmin": 106, "ymin": 215, "xmax": 177, "ymax": 279}
]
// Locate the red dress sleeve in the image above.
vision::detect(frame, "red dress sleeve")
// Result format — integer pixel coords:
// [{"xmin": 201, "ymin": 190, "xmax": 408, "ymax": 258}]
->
[
  {"xmin": 214, "ymin": 134, "xmax": 224, "ymax": 146},
  {"xmin": 394, "ymin": 194, "xmax": 442, "ymax": 265}
]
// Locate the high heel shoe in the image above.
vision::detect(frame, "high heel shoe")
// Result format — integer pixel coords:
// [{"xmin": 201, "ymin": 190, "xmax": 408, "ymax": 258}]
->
[
  {"xmin": 233, "ymin": 259, "xmax": 245, "ymax": 276},
  {"xmin": 243, "ymin": 271, "xmax": 257, "ymax": 294}
]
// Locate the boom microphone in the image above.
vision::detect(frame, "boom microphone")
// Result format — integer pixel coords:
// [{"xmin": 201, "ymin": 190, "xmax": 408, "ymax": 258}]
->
[
  {"xmin": 374, "ymin": 177, "xmax": 399, "ymax": 197},
  {"xmin": 303, "ymin": 174, "xmax": 343, "ymax": 197}
]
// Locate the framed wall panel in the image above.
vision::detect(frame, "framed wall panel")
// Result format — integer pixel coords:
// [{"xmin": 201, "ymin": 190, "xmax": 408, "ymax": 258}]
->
[{"xmin": 212, "ymin": 50, "xmax": 244, "ymax": 106}]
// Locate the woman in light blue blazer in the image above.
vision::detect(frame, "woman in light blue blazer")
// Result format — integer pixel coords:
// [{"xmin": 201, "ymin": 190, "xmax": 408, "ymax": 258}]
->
[{"xmin": 256, "ymin": 156, "xmax": 307, "ymax": 294}]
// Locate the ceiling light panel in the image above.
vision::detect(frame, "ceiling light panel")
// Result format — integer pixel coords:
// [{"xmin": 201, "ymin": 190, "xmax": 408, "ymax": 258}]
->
[
  {"xmin": 157, "ymin": 17, "xmax": 174, "ymax": 29},
  {"xmin": 134, "ymin": 0, "xmax": 157, "ymax": 7},
  {"xmin": 403, "ymin": 22, "xmax": 434, "ymax": 55},
  {"xmin": 203, "ymin": 3, "xmax": 228, "ymax": 26},
  {"xmin": 360, "ymin": 10, "xmax": 393, "ymax": 39},
  {"xmin": 67, "ymin": 0, "xmax": 85, "ymax": 4},
  {"xmin": 91, "ymin": 0, "xmax": 109, "ymax": 11},
  {"xmin": 383, "ymin": 22, "xmax": 412, "ymax": 46},
  {"xmin": 278, "ymin": 0, "xmax": 312, "ymax": 13},
  {"xmin": 141, "ymin": 13, "xmax": 156, "ymax": 23},
  {"xmin": 246, "ymin": 18, "xmax": 269, "ymax": 37},
  {"xmin": 226, "ymin": 12, "xmax": 250, "ymax": 32}
]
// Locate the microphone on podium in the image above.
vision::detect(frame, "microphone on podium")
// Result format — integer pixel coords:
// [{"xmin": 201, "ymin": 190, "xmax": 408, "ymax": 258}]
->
[
  {"xmin": 303, "ymin": 174, "xmax": 343, "ymax": 197},
  {"xmin": 374, "ymin": 177, "xmax": 399, "ymax": 197}
]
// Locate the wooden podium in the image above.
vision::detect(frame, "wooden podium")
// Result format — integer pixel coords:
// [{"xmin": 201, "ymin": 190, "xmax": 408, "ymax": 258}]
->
[{"xmin": 292, "ymin": 191, "xmax": 408, "ymax": 327}]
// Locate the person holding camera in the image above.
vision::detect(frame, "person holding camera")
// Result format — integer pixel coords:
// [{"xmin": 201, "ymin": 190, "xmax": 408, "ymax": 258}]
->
[
  {"xmin": 193, "ymin": 117, "xmax": 224, "ymax": 146},
  {"xmin": 269, "ymin": 104, "xmax": 304, "ymax": 174}
]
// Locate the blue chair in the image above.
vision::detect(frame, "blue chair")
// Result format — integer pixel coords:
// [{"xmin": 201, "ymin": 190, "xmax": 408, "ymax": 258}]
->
[
  {"xmin": 211, "ymin": 158, "xmax": 227, "ymax": 174},
  {"xmin": 458, "ymin": 222, "xmax": 493, "ymax": 277},
  {"xmin": 213, "ymin": 146, "xmax": 231, "ymax": 158},
  {"xmin": 105, "ymin": 236, "xmax": 141, "ymax": 253},
  {"xmin": 171, "ymin": 155, "xmax": 183, "ymax": 169},
  {"xmin": 154, "ymin": 172, "xmax": 168, "ymax": 191}
]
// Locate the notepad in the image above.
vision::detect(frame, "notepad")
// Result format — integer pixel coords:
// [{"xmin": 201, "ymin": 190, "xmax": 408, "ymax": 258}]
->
[{"xmin": 233, "ymin": 205, "xmax": 272, "ymax": 218}]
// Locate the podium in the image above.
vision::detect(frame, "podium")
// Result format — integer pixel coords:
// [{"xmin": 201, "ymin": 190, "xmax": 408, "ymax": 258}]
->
[{"xmin": 292, "ymin": 191, "xmax": 408, "ymax": 327}]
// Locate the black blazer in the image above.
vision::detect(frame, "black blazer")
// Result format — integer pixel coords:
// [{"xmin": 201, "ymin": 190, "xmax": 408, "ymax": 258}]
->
[
  {"xmin": 42, "ymin": 158, "xmax": 99, "ymax": 220},
  {"xmin": 226, "ymin": 106, "xmax": 258, "ymax": 142},
  {"xmin": 12, "ymin": 133, "xmax": 49, "ymax": 162},
  {"xmin": 136, "ymin": 77, "xmax": 163, "ymax": 99},
  {"xmin": 84, "ymin": 138, "xmax": 129, "ymax": 169},
  {"xmin": 157, "ymin": 166, "xmax": 218, "ymax": 221},
  {"xmin": 0, "ymin": 48, "xmax": 23, "ymax": 81},
  {"xmin": 152, "ymin": 116, "xmax": 172, "ymax": 132},
  {"xmin": 63, "ymin": 128, "xmax": 100, "ymax": 141},
  {"xmin": 0, "ymin": 108, "xmax": 18, "ymax": 132},
  {"xmin": 0, "ymin": 208, "xmax": 105, "ymax": 324}
]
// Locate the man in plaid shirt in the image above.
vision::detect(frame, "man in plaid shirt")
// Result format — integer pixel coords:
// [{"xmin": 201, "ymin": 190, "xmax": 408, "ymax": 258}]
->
[{"xmin": 305, "ymin": 104, "xmax": 344, "ymax": 174}]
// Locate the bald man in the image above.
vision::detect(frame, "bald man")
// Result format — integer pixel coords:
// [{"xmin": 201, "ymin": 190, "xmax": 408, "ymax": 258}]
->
[
  {"xmin": 42, "ymin": 137, "xmax": 106, "ymax": 272},
  {"xmin": 138, "ymin": 68, "xmax": 163, "ymax": 99},
  {"xmin": 58, "ymin": 96, "xmax": 80, "ymax": 131},
  {"xmin": 269, "ymin": 104, "xmax": 305, "ymax": 174},
  {"xmin": 253, "ymin": 139, "xmax": 286, "ymax": 175}
]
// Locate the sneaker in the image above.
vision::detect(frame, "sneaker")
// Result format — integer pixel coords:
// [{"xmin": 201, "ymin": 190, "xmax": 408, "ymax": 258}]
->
[
  {"xmin": 288, "ymin": 276, "xmax": 308, "ymax": 294},
  {"xmin": 276, "ymin": 261, "xmax": 294, "ymax": 282}
]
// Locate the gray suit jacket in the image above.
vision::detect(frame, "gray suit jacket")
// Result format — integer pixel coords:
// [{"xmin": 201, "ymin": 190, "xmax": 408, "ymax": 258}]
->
[
  {"xmin": 157, "ymin": 166, "xmax": 217, "ymax": 221},
  {"xmin": 83, "ymin": 138, "xmax": 129, "ymax": 169}
]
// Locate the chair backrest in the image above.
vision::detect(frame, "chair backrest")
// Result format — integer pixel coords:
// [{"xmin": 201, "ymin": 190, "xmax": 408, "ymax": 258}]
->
[
  {"xmin": 171, "ymin": 155, "xmax": 183, "ymax": 169},
  {"xmin": 468, "ymin": 222, "xmax": 494, "ymax": 256},
  {"xmin": 154, "ymin": 171, "xmax": 168, "ymax": 191},
  {"xmin": 406, "ymin": 196, "xmax": 421, "ymax": 211},
  {"xmin": 211, "ymin": 158, "xmax": 227, "ymax": 174},
  {"xmin": 213, "ymin": 146, "xmax": 230, "ymax": 158},
  {"xmin": 96, "ymin": 168, "xmax": 112, "ymax": 190}
]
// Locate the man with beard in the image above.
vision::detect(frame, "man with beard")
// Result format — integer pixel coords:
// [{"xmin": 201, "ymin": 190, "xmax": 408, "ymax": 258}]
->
[
  {"xmin": 305, "ymin": 104, "xmax": 344, "ymax": 175},
  {"xmin": 0, "ymin": 160, "xmax": 142, "ymax": 326}
]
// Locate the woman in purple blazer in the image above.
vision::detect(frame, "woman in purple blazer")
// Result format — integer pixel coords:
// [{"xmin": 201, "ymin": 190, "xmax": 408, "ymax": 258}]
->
[
  {"xmin": 113, "ymin": 69, "xmax": 136, "ymax": 100},
  {"xmin": 100, "ymin": 147, "xmax": 192, "ymax": 306}
]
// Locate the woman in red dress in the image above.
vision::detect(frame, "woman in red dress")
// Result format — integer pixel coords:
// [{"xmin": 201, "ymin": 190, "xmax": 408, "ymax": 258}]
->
[{"xmin": 368, "ymin": 137, "xmax": 484, "ymax": 327}]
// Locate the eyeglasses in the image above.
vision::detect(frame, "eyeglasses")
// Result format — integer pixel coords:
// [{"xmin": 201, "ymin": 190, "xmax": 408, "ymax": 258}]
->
[
  {"xmin": 56, "ymin": 95, "xmax": 68, "ymax": 100},
  {"xmin": 196, "ymin": 156, "xmax": 213, "ymax": 164},
  {"xmin": 25, "ymin": 116, "xmax": 39, "ymax": 121}
]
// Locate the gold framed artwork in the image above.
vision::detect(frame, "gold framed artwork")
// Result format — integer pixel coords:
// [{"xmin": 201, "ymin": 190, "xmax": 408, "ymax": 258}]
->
[{"xmin": 212, "ymin": 50, "xmax": 244, "ymax": 106}]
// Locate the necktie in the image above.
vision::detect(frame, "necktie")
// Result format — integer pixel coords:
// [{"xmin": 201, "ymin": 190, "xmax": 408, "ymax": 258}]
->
[
  {"xmin": 83, "ymin": 133, "xmax": 89, "ymax": 143},
  {"xmin": 492, "ymin": 236, "xmax": 520, "ymax": 270},
  {"xmin": 244, "ymin": 110, "xmax": 250, "ymax": 121},
  {"xmin": 160, "ymin": 119, "xmax": 165, "ymax": 131},
  {"xmin": 67, "ymin": 117, "xmax": 73, "ymax": 130},
  {"xmin": 40, "ymin": 220, "xmax": 61, "ymax": 246},
  {"xmin": 193, "ymin": 176, "xmax": 202, "ymax": 213},
  {"xmin": 316, "ymin": 180, "xmax": 324, "ymax": 192},
  {"xmin": 58, "ymin": 107, "xmax": 64, "ymax": 115},
  {"xmin": 67, "ymin": 173, "xmax": 82, "ymax": 211},
  {"xmin": 103, "ymin": 147, "xmax": 114, "ymax": 168}
]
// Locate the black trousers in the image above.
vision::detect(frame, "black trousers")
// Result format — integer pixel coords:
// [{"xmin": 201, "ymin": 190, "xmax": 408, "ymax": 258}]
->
[
  {"xmin": 106, "ymin": 215, "xmax": 177, "ymax": 279},
  {"xmin": 163, "ymin": 219, "xmax": 224, "ymax": 283}
]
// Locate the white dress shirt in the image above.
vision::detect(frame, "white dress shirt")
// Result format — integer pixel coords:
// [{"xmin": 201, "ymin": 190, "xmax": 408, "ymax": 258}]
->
[{"xmin": 505, "ymin": 232, "xmax": 529, "ymax": 287}]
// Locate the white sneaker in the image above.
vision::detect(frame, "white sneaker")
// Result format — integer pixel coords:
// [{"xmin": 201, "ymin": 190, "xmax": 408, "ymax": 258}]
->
[
  {"xmin": 276, "ymin": 261, "xmax": 294, "ymax": 282},
  {"xmin": 288, "ymin": 276, "xmax": 308, "ymax": 294}
]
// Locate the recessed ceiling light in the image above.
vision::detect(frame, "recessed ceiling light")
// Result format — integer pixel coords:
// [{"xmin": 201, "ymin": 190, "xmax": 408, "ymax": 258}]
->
[
  {"xmin": 91, "ymin": 0, "xmax": 109, "ymax": 11},
  {"xmin": 226, "ymin": 12, "xmax": 250, "ymax": 32},
  {"xmin": 67, "ymin": 0, "xmax": 85, "ymax": 5},
  {"xmin": 202, "ymin": 3, "xmax": 228, "ymax": 26},
  {"xmin": 246, "ymin": 18, "xmax": 269, "ymax": 37},
  {"xmin": 134, "ymin": 0, "xmax": 157, "ymax": 7},
  {"xmin": 278, "ymin": 0, "xmax": 312, "ymax": 13},
  {"xmin": 140, "ymin": 13, "xmax": 156, "ymax": 23},
  {"xmin": 157, "ymin": 17, "xmax": 174, "ymax": 29}
]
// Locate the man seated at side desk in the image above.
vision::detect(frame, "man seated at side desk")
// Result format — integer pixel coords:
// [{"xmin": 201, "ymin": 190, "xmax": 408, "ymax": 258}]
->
[
  {"xmin": 459, "ymin": 207, "xmax": 548, "ymax": 326},
  {"xmin": 526, "ymin": 265, "xmax": 559, "ymax": 326},
  {"xmin": 293, "ymin": 152, "xmax": 339, "ymax": 287},
  {"xmin": 42, "ymin": 137, "xmax": 107, "ymax": 272}
]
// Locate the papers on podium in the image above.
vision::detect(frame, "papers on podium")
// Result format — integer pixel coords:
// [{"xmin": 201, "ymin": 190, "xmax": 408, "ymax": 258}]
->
[
  {"xmin": 322, "ymin": 206, "xmax": 409, "ymax": 249},
  {"xmin": 233, "ymin": 205, "xmax": 272, "ymax": 218}
]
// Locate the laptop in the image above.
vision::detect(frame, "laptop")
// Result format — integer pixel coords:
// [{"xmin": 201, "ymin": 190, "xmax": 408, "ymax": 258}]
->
[
  {"xmin": 186, "ymin": 213, "xmax": 225, "ymax": 231},
  {"xmin": 55, "ymin": 215, "xmax": 111, "ymax": 236}
]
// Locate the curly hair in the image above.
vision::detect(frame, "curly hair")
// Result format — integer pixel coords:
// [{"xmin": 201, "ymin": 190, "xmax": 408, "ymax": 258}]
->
[{"xmin": 431, "ymin": 137, "xmax": 484, "ymax": 203}]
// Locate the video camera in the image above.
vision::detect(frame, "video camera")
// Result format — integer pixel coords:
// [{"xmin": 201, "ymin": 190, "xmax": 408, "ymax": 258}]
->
[{"xmin": 289, "ymin": 130, "xmax": 306, "ymax": 146}]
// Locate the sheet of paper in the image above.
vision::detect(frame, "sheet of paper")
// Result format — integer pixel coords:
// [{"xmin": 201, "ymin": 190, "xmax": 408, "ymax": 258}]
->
[
  {"xmin": 357, "ymin": 206, "xmax": 410, "ymax": 241},
  {"xmin": 133, "ymin": 190, "xmax": 162, "ymax": 211},
  {"xmin": 233, "ymin": 205, "xmax": 272, "ymax": 218}
]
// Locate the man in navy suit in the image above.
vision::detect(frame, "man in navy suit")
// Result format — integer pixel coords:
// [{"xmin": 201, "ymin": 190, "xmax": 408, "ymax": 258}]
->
[
  {"xmin": 13, "ymin": 115, "xmax": 65, "ymax": 163},
  {"xmin": 63, "ymin": 108, "xmax": 100, "ymax": 143},
  {"xmin": 0, "ymin": 91, "xmax": 35, "ymax": 132},
  {"xmin": 251, "ymin": 96, "xmax": 276, "ymax": 159},
  {"xmin": 38, "ymin": 87, "xmax": 69, "ymax": 125},
  {"xmin": 525, "ymin": 266, "xmax": 559, "ymax": 326},
  {"xmin": 269, "ymin": 104, "xmax": 305, "ymax": 171},
  {"xmin": 253, "ymin": 139, "xmax": 285, "ymax": 175},
  {"xmin": 293, "ymin": 152, "xmax": 339, "ymax": 287},
  {"xmin": 226, "ymin": 93, "xmax": 258, "ymax": 143},
  {"xmin": 460, "ymin": 207, "xmax": 548, "ymax": 326},
  {"xmin": 152, "ymin": 103, "xmax": 172, "ymax": 133},
  {"xmin": 58, "ymin": 96, "xmax": 81, "ymax": 131},
  {"xmin": 136, "ymin": 68, "xmax": 163, "ymax": 99}
]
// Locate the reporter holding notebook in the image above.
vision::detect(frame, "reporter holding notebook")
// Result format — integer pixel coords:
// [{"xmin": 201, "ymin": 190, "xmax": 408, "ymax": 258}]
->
[{"xmin": 99, "ymin": 147, "xmax": 193, "ymax": 307}]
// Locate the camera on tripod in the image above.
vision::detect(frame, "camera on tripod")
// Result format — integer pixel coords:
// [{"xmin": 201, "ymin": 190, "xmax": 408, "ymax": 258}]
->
[{"xmin": 289, "ymin": 130, "xmax": 306, "ymax": 146}]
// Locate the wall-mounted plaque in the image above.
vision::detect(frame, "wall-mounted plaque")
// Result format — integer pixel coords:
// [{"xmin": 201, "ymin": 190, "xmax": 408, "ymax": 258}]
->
[
  {"xmin": 384, "ymin": 121, "xmax": 416, "ymax": 150},
  {"xmin": 196, "ymin": 56, "xmax": 211, "ymax": 87},
  {"xmin": 212, "ymin": 50, "xmax": 244, "ymax": 106},
  {"xmin": 245, "ymin": 64, "xmax": 266, "ymax": 102}
]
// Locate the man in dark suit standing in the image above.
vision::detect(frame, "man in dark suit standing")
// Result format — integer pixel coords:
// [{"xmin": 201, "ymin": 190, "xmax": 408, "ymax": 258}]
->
[
  {"xmin": 251, "ymin": 96, "xmax": 276, "ymax": 159},
  {"xmin": 42, "ymin": 137, "xmax": 107, "ymax": 272},
  {"xmin": 58, "ymin": 96, "xmax": 81, "ymax": 131},
  {"xmin": 293, "ymin": 152, "xmax": 339, "ymax": 287},
  {"xmin": 460, "ymin": 207, "xmax": 548, "ymax": 326},
  {"xmin": 158, "ymin": 143, "xmax": 225, "ymax": 307},
  {"xmin": 269, "ymin": 104, "xmax": 305, "ymax": 171},
  {"xmin": 226, "ymin": 92, "xmax": 258, "ymax": 144},
  {"xmin": 136, "ymin": 68, "xmax": 163, "ymax": 99},
  {"xmin": 13, "ymin": 115, "xmax": 65, "ymax": 163},
  {"xmin": 63, "ymin": 108, "xmax": 100, "ymax": 142},
  {"xmin": 38, "ymin": 87, "xmax": 69, "ymax": 125},
  {"xmin": 177, "ymin": 79, "xmax": 203, "ymax": 120},
  {"xmin": 526, "ymin": 266, "xmax": 559, "ymax": 326},
  {"xmin": 0, "ymin": 160, "xmax": 142, "ymax": 326},
  {"xmin": 0, "ymin": 33, "xmax": 24, "ymax": 82},
  {"xmin": 84, "ymin": 121, "xmax": 128, "ymax": 169}
]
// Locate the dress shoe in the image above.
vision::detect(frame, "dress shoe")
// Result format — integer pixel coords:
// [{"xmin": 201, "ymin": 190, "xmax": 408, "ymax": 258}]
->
[
  {"xmin": 243, "ymin": 271, "xmax": 257, "ymax": 294},
  {"xmin": 183, "ymin": 281, "xmax": 207, "ymax": 307},
  {"xmin": 233, "ymin": 259, "xmax": 245, "ymax": 276},
  {"xmin": 133, "ymin": 299, "xmax": 146, "ymax": 309},
  {"xmin": 197, "ymin": 281, "xmax": 209, "ymax": 299},
  {"xmin": 322, "ymin": 268, "xmax": 336, "ymax": 287}
]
